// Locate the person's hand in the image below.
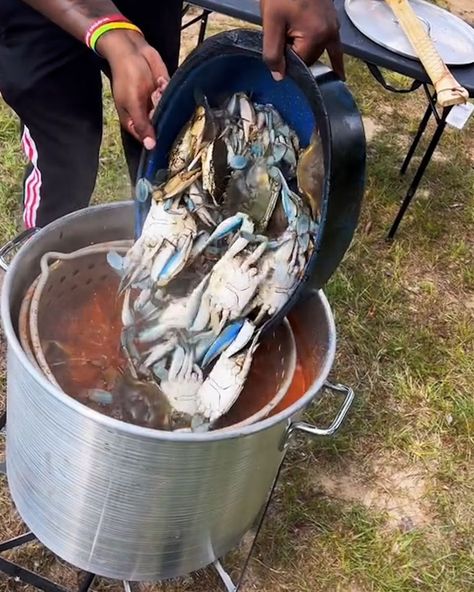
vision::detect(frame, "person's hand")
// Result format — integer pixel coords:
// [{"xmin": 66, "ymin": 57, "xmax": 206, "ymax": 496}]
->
[
  {"xmin": 97, "ymin": 30, "xmax": 169, "ymax": 150},
  {"xmin": 261, "ymin": 0, "xmax": 345, "ymax": 81}
]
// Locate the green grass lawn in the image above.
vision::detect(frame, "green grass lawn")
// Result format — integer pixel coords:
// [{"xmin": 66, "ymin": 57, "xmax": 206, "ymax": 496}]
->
[{"xmin": 0, "ymin": 12, "xmax": 473, "ymax": 592}]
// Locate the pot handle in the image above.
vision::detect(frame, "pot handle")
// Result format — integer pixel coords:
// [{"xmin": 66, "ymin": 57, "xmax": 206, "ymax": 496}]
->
[
  {"xmin": 283, "ymin": 381, "xmax": 355, "ymax": 448},
  {"xmin": 0, "ymin": 228, "xmax": 39, "ymax": 272}
]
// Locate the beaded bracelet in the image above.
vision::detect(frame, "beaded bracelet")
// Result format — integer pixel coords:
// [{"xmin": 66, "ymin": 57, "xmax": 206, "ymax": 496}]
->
[{"xmin": 85, "ymin": 15, "xmax": 144, "ymax": 54}]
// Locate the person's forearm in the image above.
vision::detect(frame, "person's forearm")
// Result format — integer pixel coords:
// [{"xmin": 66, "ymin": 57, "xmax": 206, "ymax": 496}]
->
[{"xmin": 20, "ymin": 0, "xmax": 123, "ymax": 42}]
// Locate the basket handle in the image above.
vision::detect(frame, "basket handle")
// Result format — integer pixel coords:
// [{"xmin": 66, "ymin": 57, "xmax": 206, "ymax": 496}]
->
[
  {"xmin": 384, "ymin": 0, "xmax": 469, "ymax": 107},
  {"xmin": 282, "ymin": 381, "xmax": 355, "ymax": 449},
  {"xmin": 0, "ymin": 228, "xmax": 40, "ymax": 272}
]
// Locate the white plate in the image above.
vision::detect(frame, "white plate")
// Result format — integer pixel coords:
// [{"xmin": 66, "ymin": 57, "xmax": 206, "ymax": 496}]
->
[{"xmin": 344, "ymin": 0, "xmax": 474, "ymax": 66}]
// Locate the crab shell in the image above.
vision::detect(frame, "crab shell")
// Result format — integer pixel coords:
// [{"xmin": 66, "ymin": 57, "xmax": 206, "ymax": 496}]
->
[
  {"xmin": 296, "ymin": 130, "xmax": 324, "ymax": 220},
  {"xmin": 201, "ymin": 137, "xmax": 229, "ymax": 202},
  {"xmin": 196, "ymin": 338, "xmax": 258, "ymax": 423},
  {"xmin": 152, "ymin": 168, "xmax": 203, "ymax": 203},
  {"xmin": 168, "ymin": 104, "xmax": 212, "ymax": 174}
]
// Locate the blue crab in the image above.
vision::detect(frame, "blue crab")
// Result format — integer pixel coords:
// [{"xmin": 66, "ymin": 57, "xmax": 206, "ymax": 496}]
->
[
  {"xmin": 248, "ymin": 168, "xmax": 319, "ymax": 324},
  {"xmin": 112, "ymin": 194, "xmax": 208, "ymax": 294},
  {"xmin": 186, "ymin": 212, "xmax": 268, "ymax": 334},
  {"xmin": 159, "ymin": 345, "xmax": 204, "ymax": 416},
  {"xmin": 168, "ymin": 98, "xmax": 218, "ymax": 174},
  {"xmin": 296, "ymin": 129, "xmax": 324, "ymax": 219},
  {"xmin": 195, "ymin": 321, "xmax": 260, "ymax": 423}
]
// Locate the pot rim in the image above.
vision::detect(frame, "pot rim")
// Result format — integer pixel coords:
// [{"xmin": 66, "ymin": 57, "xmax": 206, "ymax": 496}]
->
[{"xmin": 1, "ymin": 202, "xmax": 337, "ymax": 442}]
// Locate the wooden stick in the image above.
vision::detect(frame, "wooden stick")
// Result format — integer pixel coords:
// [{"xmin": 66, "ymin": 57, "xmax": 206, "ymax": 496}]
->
[{"xmin": 385, "ymin": 0, "xmax": 469, "ymax": 107}]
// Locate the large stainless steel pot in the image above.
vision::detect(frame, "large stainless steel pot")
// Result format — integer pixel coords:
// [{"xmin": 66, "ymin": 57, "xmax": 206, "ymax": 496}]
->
[{"xmin": 0, "ymin": 202, "xmax": 354, "ymax": 582}]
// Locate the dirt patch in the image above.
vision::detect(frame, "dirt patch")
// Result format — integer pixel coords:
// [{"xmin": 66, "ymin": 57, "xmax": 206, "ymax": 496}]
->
[
  {"xmin": 314, "ymin": 457, "xmax": 433, "ymax": 531},
  {"xmin": 363, "ymin": 117, "xmax": 383, "ymax": 142}
]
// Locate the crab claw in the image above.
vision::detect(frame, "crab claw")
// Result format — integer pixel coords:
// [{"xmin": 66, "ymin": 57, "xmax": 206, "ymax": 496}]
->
[
  {"xmin": 118, "ymin": 237, "xmax": 155, "ymax": 294},
  {"xmin": 229, "ymin": 154, "xmax": 248, "ymax": 170},
  {"xmin": 196, "ymin": 328, "xmax": 261, "ymax": 423},
  {"xmin": 121, "ymin": 289, "xmax": 134, "ymax": 328},
  {"xmin": 186, "ymin": 274, "xmax": 211, "ymax": 326},
  {"xmin": 186, "ymin": 183, "xmax": 219, "ymax": 227},
  {"xmin": 272, "ymin": 167, "xmax": 298, "ymax": 222},
  {"xmin": 141, "ymin": 336, "xmax": 178, "ymax": 370},
  {"xmin": 85, "ymin": 389, "xmax": 114, "ymax": 406},
  {"xmin": 192, "ymin": 330, "xmax": 217, "ymax": 364},
  {"xmin": 202, "ymin": 319, "xmax": 256, "ymax": 368},
  {"xmin": 160, "ymin": 346, "xmax": 203, "ymax": 416},
  {"xmin": 107, "ymin": 250, "xmax": 126, "ymax": 277},
  {"xmin": 152, "ymin": 234, "xmax": 194, "ymax": 287},
  {"xmin": 223, "ymin": 320, "xmax": 256, "ymax": 358},
  {"xmin": 205, "ymin": 212, "xmax": 254, "ymax": 244},
  {"xmin": 201, "ymin": 319, "xmax": 245, "ymax": 368},
  {"xmin": 135, "ymin": 178, "xmax": 153, "ymax": 203},
  {"xmin": 189, "ymin": 231, "xmax": 211, "ymax": 261}
]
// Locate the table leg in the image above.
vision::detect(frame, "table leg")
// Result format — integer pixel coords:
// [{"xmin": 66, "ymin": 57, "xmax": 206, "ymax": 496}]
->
[
  {"xmin": 181, "ymin": 8, "xmax": 211, "ymax": 47},
  {"xmin": 400, "ymin": 102, "xmax": 433, "ymax": 175},
  {"xmin": 388, "ymin": 106, "xmax": 451, "ymax": 239},
  {"xmin": 197, "ymin": 10, "xmax": 211, "ymax": 45}
]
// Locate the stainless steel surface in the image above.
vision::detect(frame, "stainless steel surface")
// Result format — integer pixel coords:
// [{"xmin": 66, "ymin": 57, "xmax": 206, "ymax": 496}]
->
[
  {"xmin": 1, "ymin": 201, "xmax": 344, "ymax": 581},
  {"xmin": 345, "ymin": 0, "xmax": 474, "ymax": 65}
]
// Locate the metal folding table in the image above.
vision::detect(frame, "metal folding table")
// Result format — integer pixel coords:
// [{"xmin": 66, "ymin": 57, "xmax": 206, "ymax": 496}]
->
[{"xmin": 183, "ymin": 0, "xmax": 474, "ymax": 238}]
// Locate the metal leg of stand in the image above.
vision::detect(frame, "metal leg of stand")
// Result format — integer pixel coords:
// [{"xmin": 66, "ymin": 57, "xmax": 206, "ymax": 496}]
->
[
  {"xmin": 0, "ymin": 531, "xmax": 68, "ymax": 592},
  {"xmin": 78, "ymin": 573, "xmax": 96, "ymax": 592},
  {"xmin": 388, "ymin": 106, "xmax": 451, "ymax": 239},
  {"xmin": 0, "ymin": 532, "xmax": 36, "ymax": 552},
  {"xmin": 213, "ymin": 559, "xmax": 236, "ymax": 592},
  {"xmin": 0, "ymin": 530, "xmax": 97, "ymax": 592},
  {"xmin": 1, "ymin": 410, "xmax": 7, "ymax": 475},
  {"xmin": 212, "ymin": 458, "xmax": 286, "ymax": 591},
  {"xmin": 0, "ymin": 557, "xmax": 71, "ymax": 592}
]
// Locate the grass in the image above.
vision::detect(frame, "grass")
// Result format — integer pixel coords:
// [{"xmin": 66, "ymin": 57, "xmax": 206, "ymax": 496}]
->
[{"xmin": 0, "ymin": 8, "xmax": 473, "ymax": 592}]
